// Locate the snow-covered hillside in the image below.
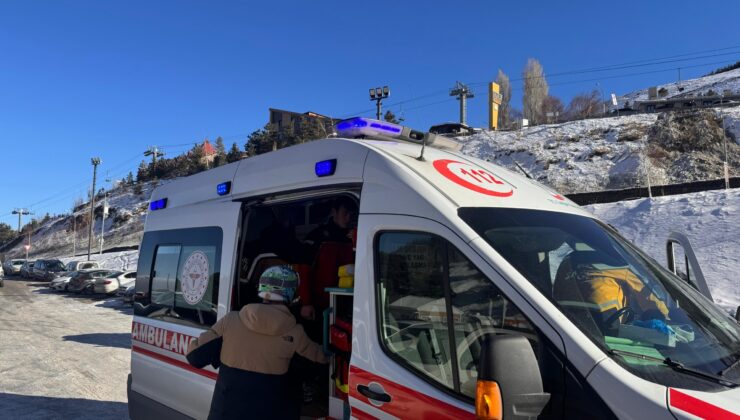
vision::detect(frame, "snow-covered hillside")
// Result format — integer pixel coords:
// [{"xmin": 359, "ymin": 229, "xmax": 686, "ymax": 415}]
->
[
  {"xmin": 2, "ymin": 182, "xmax": 158, "ymax": 260},
  {"xmin": 586, "ymin": 189, "xmax": 739, "ymax": 314},
  {"xmin": 622, "ymin": 67, "xmax": 740, "ymax": 102},
  {"xmin": 462, "ymin": 106, "xmax": 740, "ymax": 194}
]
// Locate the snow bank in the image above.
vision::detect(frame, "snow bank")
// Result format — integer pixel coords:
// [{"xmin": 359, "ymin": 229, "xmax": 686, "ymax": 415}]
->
[{"xmin": 586, "ymin": 189, "xmax": 740, "ymax": 313}]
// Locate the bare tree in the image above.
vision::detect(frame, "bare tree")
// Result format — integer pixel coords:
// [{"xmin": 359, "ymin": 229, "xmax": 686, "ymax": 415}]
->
[
  {"xmin": 522, "ymin": 58, "xmax": 549, "ymax": 125},
  {"xmin": 495, "ymin": 69, "xmax": 512, "ymax": 129},
  {"xmin": 565, "ymin": 90, "xmax": 602, "ymax": 120},
  {"xmin": 541, "ymin": 95, "xmax": 564, "ymax": 123}
]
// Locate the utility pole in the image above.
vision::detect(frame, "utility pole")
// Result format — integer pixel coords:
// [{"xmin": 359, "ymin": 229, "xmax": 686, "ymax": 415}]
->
[
  {"xmin": 88, "ymin": 157, "xmax": 101, "ymax": 261},
  {"xmin": 450, "ymin": 81, "xmax": 474, "ymax": 125},
  {"xmin": 12, "ymin": 208, "xmax": 31, "ymax": 232},
  {"xmin": 99, "ymin": 192, "xmax": 108, "ymax": 255},
  {"xmin": 72, "ymin": 207, "xmax": 76, "ymax": 258},
  {"xmin": 369, "ymin": 86, "xmax": 390, "ymax": 120}
]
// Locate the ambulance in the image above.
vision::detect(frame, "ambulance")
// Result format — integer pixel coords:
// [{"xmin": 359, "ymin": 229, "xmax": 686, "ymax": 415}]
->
[{"xmin": 128, "ymin": 117, "xmax": 740, "ymax": 419}]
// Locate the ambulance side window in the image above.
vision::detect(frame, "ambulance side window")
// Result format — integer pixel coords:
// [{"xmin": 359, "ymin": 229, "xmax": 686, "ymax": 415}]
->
[
  {"xmin": 136, "ymin": 227, "xmax": 222, "ymax": 327},
  {"xmin": 376, "ymin": 231, "xmax": 537, "ymax": 399}
]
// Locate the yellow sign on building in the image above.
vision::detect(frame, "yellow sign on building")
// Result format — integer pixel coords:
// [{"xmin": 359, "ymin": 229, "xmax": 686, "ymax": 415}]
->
[{"xmin": 489, "ymin": 82, "xmax": 502, "ymax": 131}]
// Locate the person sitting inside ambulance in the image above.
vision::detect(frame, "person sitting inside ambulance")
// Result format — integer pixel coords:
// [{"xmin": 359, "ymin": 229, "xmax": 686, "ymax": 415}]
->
[
  {"xmin": 299, "ymin": 197, "xmax": 357, "ymax": 322},
  {"xmin": 186, "ymin": 266, "xmax": 328, "ymax": 420},
  {"xmin": 554, "ymin": 250, "xmax": 670, "ymax": 332}
]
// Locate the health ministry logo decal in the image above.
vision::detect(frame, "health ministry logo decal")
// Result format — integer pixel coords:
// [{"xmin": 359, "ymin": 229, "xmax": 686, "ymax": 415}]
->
[{"xmin": 433, "ymin": 159, "xmax": 513, "ymax": 197}]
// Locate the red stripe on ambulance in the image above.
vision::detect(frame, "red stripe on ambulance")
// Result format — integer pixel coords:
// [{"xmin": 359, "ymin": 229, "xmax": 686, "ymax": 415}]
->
[
  {"xmin": 349, "ymin": 365, "xmax": 473, "ymax": 419},
  {"xmin": 669, "ymin": 388, "xmax": 740, "ymax": 420},
  {"xmin": 132, "ymin": 344, "xmax": 217, "ymax": 381}
]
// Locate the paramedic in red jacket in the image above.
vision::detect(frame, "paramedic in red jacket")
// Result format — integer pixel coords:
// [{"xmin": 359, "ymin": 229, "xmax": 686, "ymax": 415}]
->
[{"xmin": 299, "ymin": 196, "xmax": 356, "ymax": 322}]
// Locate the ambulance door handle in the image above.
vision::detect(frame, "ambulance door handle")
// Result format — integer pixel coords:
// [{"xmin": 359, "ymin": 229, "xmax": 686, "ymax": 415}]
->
[{"xmin": 357, "ymin": 384, "xmax": 391, "ymax": 403}]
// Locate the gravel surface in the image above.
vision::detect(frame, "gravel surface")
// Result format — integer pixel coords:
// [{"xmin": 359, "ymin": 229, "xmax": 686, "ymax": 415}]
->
[{"xmin": 0, "ymin": 276, "xmax": 131, "ymax": 419}]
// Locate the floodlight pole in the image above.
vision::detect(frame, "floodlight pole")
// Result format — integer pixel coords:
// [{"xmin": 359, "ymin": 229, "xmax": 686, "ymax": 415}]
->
[
  {"xmin": 720, "ymin": 96, "xmax": 729, "ymax": 189},
  {"xmin": 369, "ymin": 86, "xmax": 390, "ymax": 120},
  {"xmin": 87, "ymin": 157, "xmax": 101, "ymax": 261}
]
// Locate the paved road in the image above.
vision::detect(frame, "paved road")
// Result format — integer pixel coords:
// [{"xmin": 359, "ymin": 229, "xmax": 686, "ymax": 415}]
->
[{"xmin": 0, "ymin": 276, "xmax": 131, "ymax": 419}]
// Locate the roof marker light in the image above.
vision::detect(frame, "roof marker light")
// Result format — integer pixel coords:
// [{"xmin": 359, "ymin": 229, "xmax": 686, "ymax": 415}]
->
[
  {"xmin": 315, "ymin": 159, "xmax": 337, "ymax": 177},
  {"xmin": 149, "ymin": 198, "xmax": 167, "ymax": 211},
  {"xmin": 217, "ymin": 181, "xmax": 231, "ymax": 196}
]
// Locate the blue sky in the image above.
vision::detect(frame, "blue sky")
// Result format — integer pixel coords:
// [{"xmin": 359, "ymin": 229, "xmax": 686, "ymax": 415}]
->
[{"xmin": 0, "ymin": 0, "xmax": 738, "ymax": 224}]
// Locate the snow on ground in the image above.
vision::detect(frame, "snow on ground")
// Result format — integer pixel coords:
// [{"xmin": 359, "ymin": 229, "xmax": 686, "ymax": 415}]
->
[
  {"xmin": 461, "ymin": 107, "xmax": 740, "ymax": 194},
  {"xmin": 586, "ymin": 189, "xmax": 740, "ymax": 313},
  {"xmin": 621, "ymin": 67, "xmax": 740, "ymax": 102},
  {"xmin": 59, "ymin": 250, "xmax": 139, "ymax": 272}
]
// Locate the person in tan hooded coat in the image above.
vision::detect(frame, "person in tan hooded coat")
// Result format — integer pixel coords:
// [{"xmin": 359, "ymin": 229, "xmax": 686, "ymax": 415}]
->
[{"xmin": 187, "ymin": 266, "xmax": 327, "ymax": 420}]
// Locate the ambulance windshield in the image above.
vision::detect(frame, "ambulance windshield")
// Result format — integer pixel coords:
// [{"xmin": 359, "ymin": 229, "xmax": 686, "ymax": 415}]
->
[{"xmin": 460, "ymin": 207, "xmax": 740, "ymax": 391}]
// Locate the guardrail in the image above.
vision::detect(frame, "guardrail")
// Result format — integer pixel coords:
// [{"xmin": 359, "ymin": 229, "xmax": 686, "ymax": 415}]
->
[{"xmin": 567, "ymin": 177, "xmax": 739, "ymax": 205}]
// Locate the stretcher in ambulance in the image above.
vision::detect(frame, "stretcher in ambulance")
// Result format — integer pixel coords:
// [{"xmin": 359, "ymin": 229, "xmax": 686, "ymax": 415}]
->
[{"xmin": 128, "ymin": 117, "xmax": 740, "ymax": 419}]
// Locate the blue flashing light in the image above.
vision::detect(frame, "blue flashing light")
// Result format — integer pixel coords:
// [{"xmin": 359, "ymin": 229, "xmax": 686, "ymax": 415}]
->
[
  {"xmin": 217, "ymin": 181, "xmax": 231, "ymax": 196},
  {"xmin": 315, "ymin": 159, "xmax": 337, "ymax": 177},
  {"xmin": 336, "ymin": 118, "xmax": 368, "ymax": 131},
  {"xmin": 369, "ymin": 122, "xmax": 402, "ymax": 133},
  {"xmin": 149, "ymin": 198, "xmax": 167, "ymax": 211}
]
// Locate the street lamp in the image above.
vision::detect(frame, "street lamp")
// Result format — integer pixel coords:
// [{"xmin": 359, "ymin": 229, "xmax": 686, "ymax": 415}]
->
[{"xmin": 369, "ymin": 86, "xmax": 390, "ymax": 120}]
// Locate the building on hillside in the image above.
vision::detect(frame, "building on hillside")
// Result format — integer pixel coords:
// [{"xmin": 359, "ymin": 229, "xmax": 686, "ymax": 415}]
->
[
  {"xmin": 269, "ymin": 108, "xmax": 335, "ymax": 137},
  {"xmin": 200, "ymin": 139, "xmax": 217, "ymax": 167}
]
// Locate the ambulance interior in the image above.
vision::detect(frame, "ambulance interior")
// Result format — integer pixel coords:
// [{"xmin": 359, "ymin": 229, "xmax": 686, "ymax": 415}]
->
[{"xmin": 233, "ymin": 192, "xmax": 358, "ymax": 417}]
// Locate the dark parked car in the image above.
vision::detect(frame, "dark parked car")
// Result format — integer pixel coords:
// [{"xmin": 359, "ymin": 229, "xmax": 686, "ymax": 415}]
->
[
  {"xmin": 67, "ymin": 269, "xmax": 116, "ymax": 294},
  {"xmin": 428, "ymin": 122, "xmax": 479, "ymax": 137},
  {"xmin": 32, "ymin": 259, "xmax": 67, "ymax": 281},
  {"xmin": 20, "ymin": 261, "xmax": 36, "ymax": 278}
]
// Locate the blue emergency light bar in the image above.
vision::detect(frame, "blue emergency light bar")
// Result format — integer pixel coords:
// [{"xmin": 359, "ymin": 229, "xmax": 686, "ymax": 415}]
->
[
  {"xmin": 150, "ymin": 198, "xmax": 167, "ymax": 211},
  {"xmin": 217, "ymin": 181, "xmax": 231, "ymax": 196},
  {"xmin": 315, "ymin": 159, "xmax": 337, "ymax": 177},
  {"xmin": 334, "ymin": 117, "xmax": 462, "ymax": 151}
]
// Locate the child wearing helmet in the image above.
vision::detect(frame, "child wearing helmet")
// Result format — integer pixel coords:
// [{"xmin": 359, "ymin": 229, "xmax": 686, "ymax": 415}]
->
[{"xmin": 186, "ymin": 265, "xmax": 328, "ymax": 420}]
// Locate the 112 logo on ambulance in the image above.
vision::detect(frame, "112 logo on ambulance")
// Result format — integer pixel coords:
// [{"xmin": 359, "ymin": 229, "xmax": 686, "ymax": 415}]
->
[{"xmin": 433, "ymin": 159, "xmax": 513, "ymax": 197}]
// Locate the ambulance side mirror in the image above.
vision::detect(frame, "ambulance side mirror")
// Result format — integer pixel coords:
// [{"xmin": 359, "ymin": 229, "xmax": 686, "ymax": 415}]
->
[{"xmin": 475, "ymin": 335, "xmax": 550, "ymax": 420}]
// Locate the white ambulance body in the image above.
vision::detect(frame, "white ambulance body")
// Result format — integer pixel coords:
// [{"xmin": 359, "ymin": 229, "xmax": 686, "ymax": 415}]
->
[{"xmin": 128, "ymin": 118, "xmax": 740, "ymax": 419}]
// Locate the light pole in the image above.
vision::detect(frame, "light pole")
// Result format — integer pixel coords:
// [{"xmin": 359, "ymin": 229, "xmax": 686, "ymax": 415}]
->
[
  {"xmin": 369, "ymin": 86, "xmax": 390, "ymax": 120},
  {"xmin": 88, "ymin": 157, "xmax": 101, "ymax": 261}
]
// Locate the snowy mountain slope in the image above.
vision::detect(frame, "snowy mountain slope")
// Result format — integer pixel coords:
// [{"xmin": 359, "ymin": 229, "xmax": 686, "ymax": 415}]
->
[
  {"xmin": 3, "ymin": 182, "xmax": 157, "ymax": 260},
  {"xmin": 621, "ymin": 67, "xmax": 740, "ymax": 103},
  {"xmin": 586, "ymin": 189, "xmax": 739, "ymax": 313},
  {"xmin": 461, "ymin": 106, "xmax": 740, "ymax": 194}
]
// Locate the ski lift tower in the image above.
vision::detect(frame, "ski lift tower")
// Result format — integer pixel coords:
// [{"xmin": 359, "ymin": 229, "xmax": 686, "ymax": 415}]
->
[{"xmin": 450, "ymin": 81, "xmax": 474, "ymax": 125}]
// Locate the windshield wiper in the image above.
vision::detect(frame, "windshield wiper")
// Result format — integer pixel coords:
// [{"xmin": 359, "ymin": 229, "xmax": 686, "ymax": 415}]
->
[
  {"xmin": 718, "ymin": 352, "xmax": 740, "ymax": 377},
  {"xmin": 608, "ymin": 349, "xmax": 739, "ymax": 388}
]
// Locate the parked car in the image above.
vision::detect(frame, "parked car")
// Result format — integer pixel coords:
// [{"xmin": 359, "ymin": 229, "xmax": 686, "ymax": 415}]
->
[
  {"xmin": 49, "ymin": 271, "xmax": 79, "ymax": 292},
  {"xmin": 67, "ymin": 269, "xmax": 117, "ymax": 294},
  {"xmin": 65, "ymin": 260, "xmax": 101, "ymax": 272},
  {"xmin": 20, "ymin": 261, "xmax": 36, "ymax": 278},
  {"xmin": 428, "ymin": 122, "xmax": 480, "ymax": 137},
  {"xmin": 32, "ymin": 259, "xmax": 67, "ymax": 281},
  {"xmin": 94, "ymin": 270, "xmax": 135, "ymax": 295},
  {"xmin": 3, "ymin": 259, "xmax": 25, "ymax": 276},
  {"xmin": 121, "ymin": 285, "xmax": 135, "ymax": 304}
]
